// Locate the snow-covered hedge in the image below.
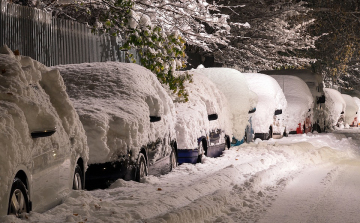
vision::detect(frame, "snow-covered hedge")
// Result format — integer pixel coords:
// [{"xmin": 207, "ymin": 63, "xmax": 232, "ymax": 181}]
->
[
  {"xmin": 188, "ymin": 67, "xmax": 251, "ymax": 140},
  {"xmin": 342, "ymin": 94, "xmax": 359, "ymax": 125},
  {"xmin": 271, "ymin": 75, "xmax": 313, "ymax": 132},
  {"xmin": 0, "ymin": 45, "xmax": 88, "ymax": 214},
  {"xmin": 245, "ymin": 73, "xmax": 287, "ymax": 134},
  {"xmin": 323, "ymin": 88, "xmax": 346, "ymax": 128},
  {"xmin": 174, "ymin": 71, "xmax": 232, "ymax": 149},
  {"xmin": 55, "ymin": 62, "xmax": 176, "ymax": 164}
]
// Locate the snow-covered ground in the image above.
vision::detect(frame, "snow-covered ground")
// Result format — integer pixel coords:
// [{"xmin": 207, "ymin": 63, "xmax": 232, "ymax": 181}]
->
[{"xmin": 2, "ymin": 128, "xmax": 360, "ymax": 223}]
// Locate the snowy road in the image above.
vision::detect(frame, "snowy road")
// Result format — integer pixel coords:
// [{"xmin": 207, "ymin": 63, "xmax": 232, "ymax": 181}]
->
[{"xmin": 2, "ymin": 130, "xmax": 360, "ymax": 223}]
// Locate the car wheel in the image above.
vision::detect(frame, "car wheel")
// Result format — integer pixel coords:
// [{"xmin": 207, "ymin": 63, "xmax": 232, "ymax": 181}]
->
[
  {"xmin": 136, "ymin": 153, "xmax": 148, "ymax": 182},
  {"xmin": 170, "ymin": 148, "xmax": 177, "ymax": 171},
  {"xmin": 226, "ymin": 136, "xmax": 231, "ymax": 149},
  {"xmin": 8, "ymin": 178, "xmax": 29, "ymax": 217},
  {"xmin": 268, "ymin": 126, "xmax": 273, "ymax": 139},
  {"xmin": 197, "ymin": 141, "xmax": 205, "ymax": 163},
  {"xmin": 73, "ymin": 164, "xmax": 84, "ymax": 190}
]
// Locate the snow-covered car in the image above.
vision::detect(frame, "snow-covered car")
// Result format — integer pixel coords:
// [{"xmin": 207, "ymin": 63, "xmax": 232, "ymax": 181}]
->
[
  {"xmin": 0, "ymin": 45, "xmax": 88, "ymax": 217},
  {"xmin": 323, "ymin": 88, "xmax": 346, "ymax": 129},
  {"xmin": 352, "ymin": 97, "xmax": 360, "ymax": 127},
  {"xmin": 270, "ymin": 75, "xmax": 313, "ymax": 134},
  {"xmin": 190, "ymin": 67, "xmax": 257, "ymax": 145},
  {"xmin": 261, "ymin": 69, "xmax": 326, "ymax": 133},
  {"xmin": 244, "ymin": 73, "xmax": 287, "ymax": 140},
  {"xmin": 342, "ymin": 94, "xmax": 359, "ymax": 127},
  {"xmin": 56, "ymin": 62, "xmax": 177, "ymax": 189},
  {"xmin": 174, "ymin": 70, "xmax": 232, "ymax": 164}
]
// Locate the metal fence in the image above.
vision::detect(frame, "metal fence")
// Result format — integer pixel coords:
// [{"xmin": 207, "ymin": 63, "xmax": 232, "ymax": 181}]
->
[{"xmin": 0, "ymin": 0, "xmax": 140, "ymax": 66}]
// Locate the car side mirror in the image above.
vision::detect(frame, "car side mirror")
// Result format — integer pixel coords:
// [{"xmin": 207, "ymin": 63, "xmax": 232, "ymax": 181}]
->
[
  {"xmin": 248, "ymin": 108, "xmax": 256, "ymax": 114},
  {"xmin": 31, "ymin": 128, "xmax": 56, "ymax": 138},
  {"xmin": 150, "ymin": 116, "xmax": 161, "ymax": 122},
  {"xmin": 208, "ymin": 114, "xmax": 218, "ymax": 121},
  {"xmin": 274, "ymin": 109, "xmax": 282, "ymax": 116}
]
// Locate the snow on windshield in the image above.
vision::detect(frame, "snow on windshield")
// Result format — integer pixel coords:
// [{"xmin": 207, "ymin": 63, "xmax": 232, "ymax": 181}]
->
[
  {"xmin": 245, "ymin": 73, "xmax": 287, "ymax": 133},
  {"xmin": 55, "ymin": 62, "xmax": 176, "ymax": 164}
]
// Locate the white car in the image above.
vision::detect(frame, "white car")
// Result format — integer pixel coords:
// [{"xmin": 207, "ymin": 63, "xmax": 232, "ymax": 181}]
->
[
  {"xmin": 174, "ymin": 71, "xmax": 232, "ymax": 163},
  {"xmin": 56, "ymin": 62, "xmax": 177, "ymax": 189},
  {"xmin": 270, "ymin": 75, "xmax": 313, "ymax": 134},
  {"xmin": 0, "ymin": 45, "xmax": 88, "ymax": 218},
  {"xmin": 245, "ymin": 73, "xmax": 287, "ymax": 139}
]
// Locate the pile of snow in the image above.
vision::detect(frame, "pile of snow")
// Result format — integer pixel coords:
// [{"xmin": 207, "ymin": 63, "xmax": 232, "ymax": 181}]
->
[
  {"xmin": 188, "ymin": 67, "xmax": 251, "ymax": 140},
  {"xmin": 324, "ymin": 88, "xmax": 346, "ymax": 128},
  {"xmin": 55, "ymin": 62, "xmax": 176, "ymax": 164},
  {"xmin": 0, "ymin": 45, "xmax": 88, "ymax": 214},
  {"xmin": 271, "ymin": 75, "xmax": 313, "ymax": 131},
  {"xmin": 174, "ymin": 71, "xmax": 232, "ymax": 149},
  {"xmin": 245, "ymin": 73, "xmax": 287, "ymax": 134},
  {"xmin": 342, "ymin": 94, "xmax": 359, "ymax": 125}
]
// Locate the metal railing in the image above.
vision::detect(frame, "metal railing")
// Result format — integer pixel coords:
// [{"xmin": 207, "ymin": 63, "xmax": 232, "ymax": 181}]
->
[{"xmin": 0, "ymin": 0, "xmax": 139, "ymax": 66}]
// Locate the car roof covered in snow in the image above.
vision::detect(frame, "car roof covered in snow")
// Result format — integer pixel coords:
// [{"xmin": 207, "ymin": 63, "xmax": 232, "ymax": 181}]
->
[{"xmin": 55, "ymin": 62, "xmax": 176, "ymax": 164}]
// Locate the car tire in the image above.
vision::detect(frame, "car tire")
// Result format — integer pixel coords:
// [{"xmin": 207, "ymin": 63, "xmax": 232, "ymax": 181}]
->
[
  {"xmin": 8, "ymin": 178, "xmax": 30, "ymax": 217},
  {"xmin": 135, "ymin": 153, "xmax": 148, "ymax": 182},
  {"xmin": 197, "ymin": 140, "xmax": 206, "ymax": 163},
  {"xmin": 170, "ymin": 147, "xmax": 177, "ymax": 171},
  {"xmin": 268, "ymin": 126, "xmax": 273, "ymax": 140},
  {"xmin": 226, "ymin": 136, "xmax": 231, "ymax": 149},
  {"xmin": 73, "ymin": 164, "xmax": 84, "ymax": 190}
]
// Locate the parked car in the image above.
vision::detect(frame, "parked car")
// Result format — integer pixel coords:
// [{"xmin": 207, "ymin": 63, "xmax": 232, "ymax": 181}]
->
[
  {"xmin": 190, "ymin": 67, "xmax": 256, "ymax": 146},
  {"xmin": 244, "ymin": 73, "xmax": 287, "ymax": 140},
  {"xmin": 0, "ymin": 45, "xmax": 88, "ymax": 218},
  {"xmin": 56, "ymin": 62, "xmax": 177, "ymax": 189},
  {"xmin": 353, "ymin": 97, "xmax": 360, "ymax": 127},
  {"xmin": 174, "ymin": 70, "xmax": 232, "ymax": 164},
  {"xmin": 323, "ymin": 88, "xmax": 346, "ymax": 129},
  {"xmin": 342, "ymin": 94, "xmax": 359, "ymax": 127},
  {"xmin": 261, "ymin": 69, "xmax": 326, "ymax": 133},
  {"xmin": 270, "ymin": 75, "xmax": 313, "ymax": 134}
]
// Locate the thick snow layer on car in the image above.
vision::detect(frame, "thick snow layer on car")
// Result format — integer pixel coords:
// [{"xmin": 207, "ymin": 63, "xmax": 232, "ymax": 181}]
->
[
  {"xmin": 342, "ymin": 94, "xmax": 359, "ymax": 125},
  {"xmin": 174, "ymin": 72, "xmax": 232, "ymax": 149},
  {"xmin": 245, "ymin": 73, "xmax": 287, "ymax": 134},
  {"xmin": 271, "ymin": 75, "xmax": 313, "ymax": 131},
  {"xmin": 353, "ymin": 97, "xmax": 360, "ymax": 122},
  {"xmin": 188, "ymin": 68, "xmax": 251, "ymax": 140},
  {"xmin": 55, "ymin": 62, "xmax": 176, "ymax": 164},
  {"xmin": 323, "ymin": 88, "xmax": 346, "ymax": 128},
  {"xmin": 0, "ymin": 45, "xmax": 88, "ymax": 212}
]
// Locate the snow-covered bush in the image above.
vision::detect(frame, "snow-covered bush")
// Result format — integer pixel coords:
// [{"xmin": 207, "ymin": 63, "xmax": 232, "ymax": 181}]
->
[
  {"xmin": 0, "ymin": 45, "xmax": 88, "ymax": 215},
  {"xmin": 271, "ymin": 75, "xmax": 313, "ymax": 133},
  {"xmin": 245, "ymin": 73, "xmax": 287, "ymax": 137},
  {"xmin": 323, "ymin": 88, "xmax": 346, "ymax": 129},
  {"xmin": 55, "ymin": 62, "xmax": 176, "ymax": 164},
  {"xmin": 342, "ymin": 94, "xmax": 359, "ymax": 125}
]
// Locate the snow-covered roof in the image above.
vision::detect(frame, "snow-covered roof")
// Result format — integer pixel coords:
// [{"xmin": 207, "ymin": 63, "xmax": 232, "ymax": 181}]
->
[
  {"xmin": 323, "ymin": 88, "xmax": 346, "ymax": 127},
  {"xmin": 0, "ymin": 45, "xmax": 88, "ymax": 212},
  {"xmin": 174, "ymin": 71, "xmax": 232, "ymax": 149},
  {"xmin": 270, "ymin": 75, "xmax": 313, "ymax": 130},
  {"xmin": 244, "ymin": 73, "xmax": 287, "ymax": 133},
  {"xmin": 187, "ymin": 67, "xmax": 251, "ymax": 140},
  {"xmin": 342, "ymin": 94, "xmax": 359, "ymax": 124},
  {"xmin": 55, "ymin": 62, "xmax": 176, "ymax": 164}
]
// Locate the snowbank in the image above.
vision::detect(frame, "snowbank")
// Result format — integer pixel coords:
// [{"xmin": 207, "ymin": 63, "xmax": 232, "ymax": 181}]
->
[
  {"xmin": 174, "ymin": 71, "xmax": 232, "ymax": 149},
  {"xmin": 342, "ymin": 94, "xmax": 359, "ymax": 125},
  {"xmin": 188, "ymin": 67, "xmax": 250, "ymax": 140},
  {"xmin": 324, "ymin": 88, "xmax": 346, "ymax": 128},
  {"xmin": 245, "ymin": 73, "xmax": 287, "ymax": 134},
  {"xmin": 0, "ymin": 45, "xmax": 88, "ymax": 215},
  {"xmin": 55, "ymin": 62, "xmax": 176, "ymax": 164},
  {"xmin": 270, "ymin": 75, "xmax": 313, "ymax": 132}
]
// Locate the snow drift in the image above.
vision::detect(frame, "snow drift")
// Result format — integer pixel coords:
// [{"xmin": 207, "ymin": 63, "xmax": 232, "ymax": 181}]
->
[
  {"xmin": 0, "ymin": 45, "xmax": 88, "ymax": 214},
  {"xmin": 174, "ymin": 71, "xmax": 232, "ymax": 149},
  {"xmin": 55, "ymin": 62, "xmax": 176, "ymax": 164},
  {"xmin": 245, "ymin": 73, "xmax": 287, "ymax": 134}
]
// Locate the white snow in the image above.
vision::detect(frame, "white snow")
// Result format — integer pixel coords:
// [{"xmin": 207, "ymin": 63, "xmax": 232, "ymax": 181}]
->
[
  {"xmin": 55, "ymin": 62, "xmax": 176, "ymax": 164},
  {"xmin": 324, "ymin": 88, "xmax": 346, "ymax": 128},
  {"xmin": 189, "ymin": 67, "xmax": 251, "ymax": 140},
  {"xmin": 245, "ymin": 73, "xmax": 287, "ymax": 134},
  {"xmin": 271, "ymin": 75, "xmax": 314, "ymax": 132},
  {"xmin": 174, "ymin": 71, "xmax": 232, "ymax": 149},
  {"xmin": 353, "ymin": 97, "xmax": 360, "ymax": 124},
  {"xmin": 0, "ymin": 45, "xmax": 88, "ymax": 215},
  {"xmin": 342, "ymin": 94, "xmax": 359, "ymax": 125}
]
